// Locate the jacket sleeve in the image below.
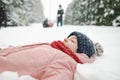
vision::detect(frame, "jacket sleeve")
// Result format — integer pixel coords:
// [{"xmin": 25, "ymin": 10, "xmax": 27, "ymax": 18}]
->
[
  {"xmin": 61, "ymin": 9, "xmax": 64, "ymax": 14},
  {"xmin": 40, "ymin": 53, "xmax": 76, "ymax": 80}
]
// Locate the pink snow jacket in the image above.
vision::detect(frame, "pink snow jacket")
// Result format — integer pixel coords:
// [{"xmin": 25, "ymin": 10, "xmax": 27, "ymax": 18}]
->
[{"xmin": 0, "ymin": 43, "xmax": 94, "ymax": 80}]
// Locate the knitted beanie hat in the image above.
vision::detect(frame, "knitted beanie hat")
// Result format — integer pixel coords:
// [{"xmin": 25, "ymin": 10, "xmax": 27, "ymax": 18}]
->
[{"xmin": 68, "ymin": 31, "xmax": 95, "ymax": 58}]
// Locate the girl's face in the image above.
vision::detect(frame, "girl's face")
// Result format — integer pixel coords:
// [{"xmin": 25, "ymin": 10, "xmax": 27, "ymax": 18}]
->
[{"xmin": 63, "ymin": 35, "xmax": 78, "ymax": 53}]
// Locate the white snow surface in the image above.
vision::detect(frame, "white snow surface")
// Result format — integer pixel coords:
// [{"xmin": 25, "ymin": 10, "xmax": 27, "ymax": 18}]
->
[{"xmin": 0, "ymin": 24, "xmax": 120, "ymax": 80}]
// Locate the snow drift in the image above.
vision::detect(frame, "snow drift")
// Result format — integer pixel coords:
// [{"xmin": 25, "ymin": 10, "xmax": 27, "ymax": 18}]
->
[{"xmin": 0, "ymin": 24, "xmax": 120, "ymax": 80}]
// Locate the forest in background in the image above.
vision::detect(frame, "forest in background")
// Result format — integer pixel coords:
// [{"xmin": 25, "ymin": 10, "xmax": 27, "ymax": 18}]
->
[
  {"xmin": 0, "ymin": 0, "xmax": 44, "ymax": 27},
  {"xmin": 64, "ymin": 0, "xmax": 120, "ymax": 26},
  {"xmin": 0, "ymin": 0, "xmax": 120, "ymax": 27}
]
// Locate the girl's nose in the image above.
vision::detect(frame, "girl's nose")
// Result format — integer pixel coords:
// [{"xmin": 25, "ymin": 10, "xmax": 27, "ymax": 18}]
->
[{"xmin": 64, "ymin": 38, "xmax": 68, "ymax": 42}]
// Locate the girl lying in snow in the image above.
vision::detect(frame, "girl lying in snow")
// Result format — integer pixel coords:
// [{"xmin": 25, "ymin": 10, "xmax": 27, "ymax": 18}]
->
[{"xmin": 0, "ymin": 31, "xmax": 103, "ymax": 80}]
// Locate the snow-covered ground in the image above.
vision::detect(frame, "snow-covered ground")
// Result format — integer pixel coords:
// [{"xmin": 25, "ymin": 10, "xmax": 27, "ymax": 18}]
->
[{"xmin": 0, "ymin": 24, "xmax": 120, "ymax": 80}]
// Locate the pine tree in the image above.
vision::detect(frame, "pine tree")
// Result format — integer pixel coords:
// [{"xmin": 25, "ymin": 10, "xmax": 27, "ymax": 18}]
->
[
  {"xmin": 0, "ymin": 0, "xmax": 7, "ymax": 27},
  {"xmin": 64, "ymin": 0, "xmax": 120, "ymax": 26},
  {"xmin": 1, "ymin": 0, "xmax": 44, "ymax": 26}
]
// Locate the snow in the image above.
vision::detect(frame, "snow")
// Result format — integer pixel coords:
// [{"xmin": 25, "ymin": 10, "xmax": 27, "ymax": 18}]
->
[
  {"xmin": 0, "ymin": 71, "xmax": 35, "ymax": 80},
  {"xmin": 0, "ymin": 24, "xmax": 120, "ymax": 80}
]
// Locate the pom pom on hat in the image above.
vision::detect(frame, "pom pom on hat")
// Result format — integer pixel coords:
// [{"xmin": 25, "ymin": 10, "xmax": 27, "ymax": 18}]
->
[
  {"xmin": 94, "ymin": 42, "xmax": 104, "ymax": 56},
  {"xmin": 68, "ymin": 31, "xmax": 95, "ymax": 58}
]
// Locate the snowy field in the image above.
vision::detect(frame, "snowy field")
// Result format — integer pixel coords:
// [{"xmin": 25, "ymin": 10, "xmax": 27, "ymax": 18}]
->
[{"xmin": 0, "ymin": 24, "xmax": 120, "ymax": 80}]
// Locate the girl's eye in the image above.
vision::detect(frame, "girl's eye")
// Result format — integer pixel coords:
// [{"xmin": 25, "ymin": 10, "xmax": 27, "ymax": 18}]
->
[{"xmin": 71, "ymin": 39, "xmax": 75, "ymax": 43}]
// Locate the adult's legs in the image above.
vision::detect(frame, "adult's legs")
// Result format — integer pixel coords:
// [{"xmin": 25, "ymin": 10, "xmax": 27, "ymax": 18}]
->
[
  {"xmin": 57, "ymin": 20, "xmax": 63, "ymax": 27},
  {"xmin": 60, "ymin": 20, "xmax": 63, "ymax": 26},
  {"xmin": 57, "ymin": 20, "xmax": 60, "ymax": 27}
]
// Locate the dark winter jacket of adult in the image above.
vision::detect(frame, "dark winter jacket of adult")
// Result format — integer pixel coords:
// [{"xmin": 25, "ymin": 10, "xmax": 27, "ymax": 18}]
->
[{"xmin": 57, "ymin": 9, "xmax": 64, "ymax": 20}]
